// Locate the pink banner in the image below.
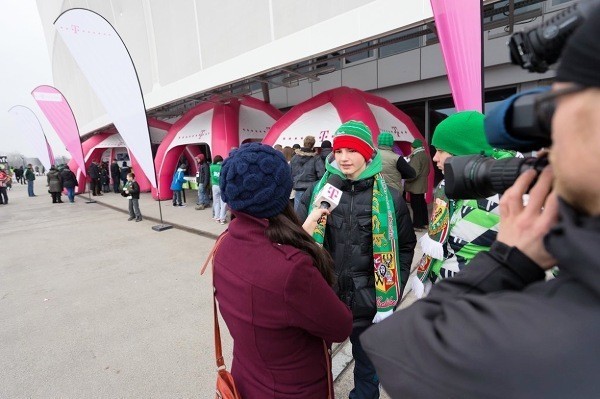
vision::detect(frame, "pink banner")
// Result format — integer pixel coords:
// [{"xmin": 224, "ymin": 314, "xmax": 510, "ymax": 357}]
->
[
  {"xmin": 8, "ymin": 105, "xmax": 55, "ymax": 170},
  {"xmin": 32, "ymin": 85, "xmax": 86, "ymax": 176},
  {"xmin": 431, "ymin": 0, "xmax": 483, "ymax": 112}
]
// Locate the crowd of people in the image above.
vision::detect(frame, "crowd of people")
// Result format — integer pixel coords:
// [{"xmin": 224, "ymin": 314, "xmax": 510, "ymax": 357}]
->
[{"xmin": 4, "ymin": 5, "xmax": 599, "ymax": 397}]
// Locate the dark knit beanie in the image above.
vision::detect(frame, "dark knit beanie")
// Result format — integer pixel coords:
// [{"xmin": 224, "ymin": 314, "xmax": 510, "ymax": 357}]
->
[
  {"xmin": 556, "ymin": 5, "xmax": 600, "ymax": 87},
  {"xmin": 377, "ymin": 132, "xmax": 394, "ymax": 147},
  {"xmin": 333, "ymin": 120, "xmax": 376, "ymax": 161},
  {"xmin": 411, "ymin": 139, "xmax": 423, "ymax": 148},
  {"xmin": 431, "ymin": 111, "xmax": 493, "ymax": 156},
  {"xmin": 220, "ymin": 143, "xmax": 292, "ymax": 219},
  {"xmin": 321, "ymin": 140, "xmax": 332, "ymax": 149}
]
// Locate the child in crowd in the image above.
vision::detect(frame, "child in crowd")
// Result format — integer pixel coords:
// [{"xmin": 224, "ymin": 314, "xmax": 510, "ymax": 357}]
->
[{"xmin": 123, "ymin": 172, "xmax": 142, "ymax": 222}]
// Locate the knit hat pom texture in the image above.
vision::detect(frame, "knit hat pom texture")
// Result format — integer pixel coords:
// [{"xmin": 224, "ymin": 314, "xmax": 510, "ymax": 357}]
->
[{"xmin": 220, "ymin": 143, "xmax": 292, "ymax": 219}]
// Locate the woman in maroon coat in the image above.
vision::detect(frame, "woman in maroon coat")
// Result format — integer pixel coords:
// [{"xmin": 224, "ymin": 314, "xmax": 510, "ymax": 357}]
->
[{"xmin": 214, "ymin": 143, "xmax": 352, "ymax": 398}]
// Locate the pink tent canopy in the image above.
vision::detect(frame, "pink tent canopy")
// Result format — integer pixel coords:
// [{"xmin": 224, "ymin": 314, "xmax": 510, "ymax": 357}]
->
[
  {"xmin": 69, "ymin": 118, "xmax": 171, "ymax": 194},
  {"xmin": 152, "ymin": 96, "xmax": 283, "ymax": 200},
  {"xmin": 262, "ymin": 86, "xmax": 434, "ymax": 200}
]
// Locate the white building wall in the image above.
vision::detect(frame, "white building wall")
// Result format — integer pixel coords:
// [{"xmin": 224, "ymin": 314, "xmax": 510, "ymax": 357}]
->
[{"xmin": 37, "ymin": 0, "xmax": 434, "ymax": 135}]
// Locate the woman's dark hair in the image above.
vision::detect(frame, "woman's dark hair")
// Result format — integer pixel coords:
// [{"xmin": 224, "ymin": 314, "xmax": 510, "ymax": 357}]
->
[
  {"xmin": 213, "ymin": 155, "xmax": 223, "ymax": 163},
  {"xmin": 266, "ymin": 203, "xmax": 335, "ymax": 286}
]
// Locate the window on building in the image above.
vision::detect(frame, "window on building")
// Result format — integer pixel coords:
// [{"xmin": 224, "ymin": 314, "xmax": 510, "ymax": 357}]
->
[
  {"xmin": 379, "ymin": 27, "xmax": 423, "ymax": 58},
  {"xmin": 343, "ymin": 41, "xmax": 376, "ymax": 65},
  {"xmin": 550, "ymin": 0, "xmax": 573, "ymax": 6},
  {"xmin": 484, "ymin": 87, "xmax": 517, "ymax": 113}
]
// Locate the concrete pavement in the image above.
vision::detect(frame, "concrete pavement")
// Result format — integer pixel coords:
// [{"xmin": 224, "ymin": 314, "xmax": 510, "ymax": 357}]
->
[{"xmin": 0, "ymin": 181, "xmax": 424, "ymax": 398}]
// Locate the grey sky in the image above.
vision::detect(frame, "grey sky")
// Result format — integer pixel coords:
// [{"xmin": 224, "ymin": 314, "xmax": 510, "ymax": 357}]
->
[{"xmin": 0, "ymin": 0, "xmax": 68, "ymax": 158}]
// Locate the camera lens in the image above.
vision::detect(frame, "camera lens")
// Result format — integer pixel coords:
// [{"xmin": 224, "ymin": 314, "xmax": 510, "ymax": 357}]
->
[{"xmin": 444, "ymin": 155, "xmax": 549, "ymax": 199}]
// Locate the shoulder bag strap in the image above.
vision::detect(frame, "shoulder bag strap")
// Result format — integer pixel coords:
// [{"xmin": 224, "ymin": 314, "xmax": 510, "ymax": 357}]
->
[
  {"xmin": 200, "ymin": 232, "xmax": 229, "ymax": 369},
  {"xmin": 323, "ymin": 340, "xmax": 333, "ymax": 399}
]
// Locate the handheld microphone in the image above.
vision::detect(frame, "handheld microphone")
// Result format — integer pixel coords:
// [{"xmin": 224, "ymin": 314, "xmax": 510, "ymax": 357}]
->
[
  {"xmin": 312, "ymin": 175, "xmax": 344, "ymax": 211},
  {"xmin": 311, "ymin": 175, "xmax": 344, "ymax": 238}
]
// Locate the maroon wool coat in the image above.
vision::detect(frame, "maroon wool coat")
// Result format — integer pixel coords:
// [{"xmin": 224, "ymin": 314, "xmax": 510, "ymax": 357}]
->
[{"xmin": 214, "ymin": 211, "xmax": 353, "ymax": 398}]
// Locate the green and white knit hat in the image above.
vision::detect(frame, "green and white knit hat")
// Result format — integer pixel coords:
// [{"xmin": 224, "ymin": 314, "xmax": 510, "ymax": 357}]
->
[
  {"xmin": 431, "ymin": 111, "xmax": 493, "ymax": 156},
  {"xmin": 377, "ymin": 132, "xmax": 394, "ymax": 147},
  {"xmin": 333, "ymin": 120, "xmax": 376, "ymax": 161}
]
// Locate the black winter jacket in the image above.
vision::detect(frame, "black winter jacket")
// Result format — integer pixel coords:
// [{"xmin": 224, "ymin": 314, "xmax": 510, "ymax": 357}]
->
[
  {"xmin": 361, "ymin": 200, "xmax": 600, "ymax": 399},
  {"xmin": 291, "ymin": 149, "xmax": 325, "ymax": 191},
  {"xmin": 88, "ymin": 163, "xmax": 100, "ymax": 179},
  {"xmin": 124, "ymin": 181, "xmax": 140, "ymax": 199},
  {"xmin": 60, "ymin": 169, "xmax": 78, "ymax": 189},
  {"xmin": 297, "ymin": 177, "xmax": 416, "ymax": 327},
  {"xmin": 110, "ymin": 162, "xmax": 120, "ymax": 178}
]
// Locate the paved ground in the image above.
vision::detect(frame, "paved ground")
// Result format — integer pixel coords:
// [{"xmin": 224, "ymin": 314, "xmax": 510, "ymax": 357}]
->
[{"xmin": 0, "ymin": 182, "xmax": 424, "ymax": 398}]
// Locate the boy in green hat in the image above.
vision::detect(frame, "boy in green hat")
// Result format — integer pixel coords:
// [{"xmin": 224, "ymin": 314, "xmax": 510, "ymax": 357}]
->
[
  {"xmin": 297, "ymin": 120, "xmax": 416, "ymax": 398},
  {"xmin": 411, "ymin": 111, "xmax": 514, "ymax": 297}
]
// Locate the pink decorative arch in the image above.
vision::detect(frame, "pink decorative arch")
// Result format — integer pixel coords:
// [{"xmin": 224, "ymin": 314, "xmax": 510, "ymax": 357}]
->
[
  {"xmin": 262, "ymin": 86, "xmax": 434, "ymax": 201},
  {"xmin": 152, "ymin": 96, "xmax": 283, "ymax": 200}
]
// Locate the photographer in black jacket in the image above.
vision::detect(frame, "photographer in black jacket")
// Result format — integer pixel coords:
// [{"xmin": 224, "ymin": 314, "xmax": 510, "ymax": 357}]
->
[{"xmin": 361, "ymin": 5, "xmax": 600, "ymax": 398}]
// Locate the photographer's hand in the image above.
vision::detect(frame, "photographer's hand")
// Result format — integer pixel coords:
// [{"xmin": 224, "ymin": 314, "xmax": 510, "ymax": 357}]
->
[{"xmin": 497, "ymin": 167, "xmax": 558, "ymax": 270}]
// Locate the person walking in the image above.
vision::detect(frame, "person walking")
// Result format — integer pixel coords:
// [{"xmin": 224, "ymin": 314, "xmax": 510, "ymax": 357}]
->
[
  {"xmin": 404, "ymin": 139, "xmax": 431, "ymax": 229},
  {"xmin": 123, "ymin": 172, "xmax": 142, "ymax": 222},
  {"xmin": 25, "ymin": 164, "xmax": 36, "ymax": 197},
  {"xmin": 297, "ymin": 121, "xmax": 416, "ymax": 399},
  {"xmin": 60, "ymin": 165, "xmax": 78, "ymax": 203},
  {"xmin": 214, "ymin": 143, "xmax": 352, "ymax": 398},
  {"xmin": 209, "ymin": 155, "xmax": 227, "ymax": 224},
  {"xmin": 110, "ymin": 159, "xmax": 121, "ymax": 193},
  {"xmin": 47, "ymin": 165, "xmax": 63, "ymax": 203}
]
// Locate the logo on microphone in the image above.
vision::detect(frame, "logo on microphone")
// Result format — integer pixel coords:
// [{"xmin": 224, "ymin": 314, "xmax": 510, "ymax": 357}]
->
[{"xmin": 326, "ymin": 185, "xmax": 340, "ymax": 200}]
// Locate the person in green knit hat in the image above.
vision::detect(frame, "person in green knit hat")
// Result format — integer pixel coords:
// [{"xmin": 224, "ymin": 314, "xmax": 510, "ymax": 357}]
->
[
  {"xmin": 296, "ymin": 120, "xmax": 416, "ymax": 399},
  {"xmin": 411, "ymin": 111, "xmax": 516, "ymax": 298}
]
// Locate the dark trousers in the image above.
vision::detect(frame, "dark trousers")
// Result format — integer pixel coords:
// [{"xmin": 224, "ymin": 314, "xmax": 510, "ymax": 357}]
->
[
  {"xmin": 112, "ymin": 177, "xmax": 120, "ymax": 193},
  {"xmin": 51, "ymin": 192, "xmax": 62, "ymax": 203},
  {"xmin": 128, "ymin": 199, "xmax": 141, "ymax": 219},
  {"xmin": 90, "ymin": 178, "xmax": 101, "ymax": 195},
  {"xmin": 410, "ymin": 193, "xmax": 429, "ymax": 228},
  {"xmin": 349, "ymin": 325, "xmax": 380, "ymax": 399},
  {"xmin": 0, "ymin": 187, "xmax": 7, "ymax": 204}
]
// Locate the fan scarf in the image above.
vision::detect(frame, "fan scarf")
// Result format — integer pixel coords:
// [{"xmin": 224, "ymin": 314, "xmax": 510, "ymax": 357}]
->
[
  {"xmin": 410, "ymin": 149, "xmax": 515, "ymax": 298},
  {"xmin": 309, "ymin": 153, "xmax": 401, "ymax": 323}
]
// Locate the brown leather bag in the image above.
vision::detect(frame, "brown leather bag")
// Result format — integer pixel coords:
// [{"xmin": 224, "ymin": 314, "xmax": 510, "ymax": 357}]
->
[{"xmin": 201, "ymin": 233, "xmax": 242, "ymax": 399}]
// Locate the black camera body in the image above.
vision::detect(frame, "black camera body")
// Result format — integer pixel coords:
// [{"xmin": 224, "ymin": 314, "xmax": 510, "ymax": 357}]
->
[{"xmin": 444, "ymin": 0, "xmax": 599, "ymax": 199}]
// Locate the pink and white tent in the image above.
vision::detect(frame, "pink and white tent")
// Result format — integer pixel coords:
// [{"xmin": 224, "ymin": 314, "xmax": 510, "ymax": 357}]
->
[
  {"xmin": 262, "ymin": 86, "xmax": 434, "ymax": 200},
  {"xmin": 68, "ymin": 118, "xmax": 172, "ymax": 193},
  {"xmin": 152, "ymin": 96, "xmax": 283, "ymax": 200}
]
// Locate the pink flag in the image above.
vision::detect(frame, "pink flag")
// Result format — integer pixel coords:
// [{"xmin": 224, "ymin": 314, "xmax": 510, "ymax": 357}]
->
[
  {"xmin": 431, "ymin": 0, "xmax": 483, "ymax": 112},
  {"xmin": 32, "ymin": 85, "xmax": 86, "ymax": 176}
]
